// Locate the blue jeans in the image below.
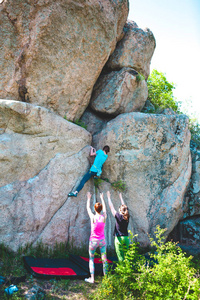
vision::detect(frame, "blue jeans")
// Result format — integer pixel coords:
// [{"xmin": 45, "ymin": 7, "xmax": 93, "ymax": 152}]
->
[{"xmin": 76, "ymin": 171, "xmax": 97, "ymax": 192}]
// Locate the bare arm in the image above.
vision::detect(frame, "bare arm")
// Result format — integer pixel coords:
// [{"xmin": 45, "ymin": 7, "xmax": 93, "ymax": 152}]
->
[
  {"xmin": 86, "ymin": 192, "xmax": 94, "ymax": 220},
  {"xmin": 119, "ymin": 193, "xmax": 125, "ymax": 205},
  {"xmin": 90, "ymin": 146, "xmax": 96, "ymax": 157},
  {"xmin": 100, "ymin": 193, "xmax": 107, "ymax": 220},
  {"xmin": 106, "ymin": 191, "xmax": 117, "ymax": 217}
]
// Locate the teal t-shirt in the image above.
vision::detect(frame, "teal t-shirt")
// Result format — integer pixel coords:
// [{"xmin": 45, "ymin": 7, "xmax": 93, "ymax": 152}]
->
[{"xmin": 90, "ymin": 150, "xmax": 108, "ymax": 174}]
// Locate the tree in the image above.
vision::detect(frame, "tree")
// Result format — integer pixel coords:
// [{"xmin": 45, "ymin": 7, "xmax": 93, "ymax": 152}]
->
[
  {"xmin": 147, "ymin": 69, "xmax": 200, "ymax": 148},
  {"xmin": 147, "ymin": 69, "xmax": 179, "ymax": 112}
]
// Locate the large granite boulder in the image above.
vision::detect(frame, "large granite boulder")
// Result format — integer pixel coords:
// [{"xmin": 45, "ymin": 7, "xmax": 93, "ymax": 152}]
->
[
  {"xmin": 0, "ymin": 147, "xmax": 94, "ymax": 251},
  {"xmin": 90, "ymin": 67, "xmax": 148, "ymax": 116},
  {"xmin": 0, "ymin": 99, "xmax": 91, "ymax": 187},
  {"xmin": 0, "ymin": 99, "xmax": 94, "ymax": 251},
  {"xmin": 106, "ymin": 21, "xmax": 156, "ymax": 79},
  {"xmin": 92, "ymin": 112, "xmax": 192, "ymax": 247},
  {"xmin": 0, "ymin": 0, "xmax": 129, "ymax": 120},
  {"xmin": 0, "ymin": 106, "xmax": 192, "ymax": 250}
]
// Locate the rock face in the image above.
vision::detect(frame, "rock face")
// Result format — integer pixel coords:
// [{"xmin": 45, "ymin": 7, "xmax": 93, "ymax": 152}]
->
[
  {"xmin": 168, "ymin": 144, "xmax": 200, "ymax": 253},
  {"xmin": 0, "ymin": 100, "xmax": 93, "ymax": 251},
  {"xmin": 184, "ymin": 146, "xmax": 200, "ymax": 218},
  {"xmin": 0, "ymin": 0, "xmax": 129, "ymax": 120},
  {"xmin": 106, "ymin": 21, "xmax": 156, "ymax": 79},
  {"xmin": 0, "ymin": 0, "xmax": 195, "ymax": 252},
  {"xmin": 0, "ymin": 100, "xmax": 91, "ymax": 187},
  {"xmin": 90, "ymin": 68, "xmax": 148, "ymax": 116},
  {"xmin": 80, "ymin": 108, "xmax": 111, "ymax": 136},
  {"xmin": 93, "ymin": 112, "xmax": 191, "ymax": 246},
  {"xmin": 0, "ymin": 147, "xmax": 94, "ymax": 251}
]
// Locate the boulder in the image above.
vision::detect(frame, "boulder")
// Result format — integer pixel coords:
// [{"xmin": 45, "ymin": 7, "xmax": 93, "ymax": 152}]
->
[
  {"xmin": 106, "ymin": 21, "xmax": 156, "ymax": 79},
  {"xmin": 92, "ymin": 112, "xmax": 192, "ymax": 247},
  {"xmin": 90, "ymin": 68, "xmax": 148, "ymax": 116},
  {"xmin": 0, "ymin": 146, "xmax": 94, "ymax": 251},
  {"xmin": 0, "ymin": 99, "xmax": 91, "ymax": 187},
  {"xmin": 80, "ymin": 108, "xmax": 111, "ymax": 136},
  {"xmin": 0, "ymin": 99, "xmax": 94, "ymax": 251},
  {"xmin": 0, "ymin": 0, "xmax": 129, "ymax": 120}
]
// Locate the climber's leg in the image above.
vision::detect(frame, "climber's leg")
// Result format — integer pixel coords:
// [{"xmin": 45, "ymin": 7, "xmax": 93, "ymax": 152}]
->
[{"xmin": 68, "ymin": 171, "xmax": 97, "ymax": 197}]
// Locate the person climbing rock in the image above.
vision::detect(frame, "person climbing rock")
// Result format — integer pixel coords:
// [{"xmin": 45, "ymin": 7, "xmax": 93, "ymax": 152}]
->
[
  {"xmin": 106, "ymin": 191, "xmax": 130, "ymax": 262},
  {"xmin": 68, "ymin": 145, "xmax": 110, "ymax": 197},
  {"xmin": 85, "ymin": 192, "xmax": 107, "ymax": 284}
]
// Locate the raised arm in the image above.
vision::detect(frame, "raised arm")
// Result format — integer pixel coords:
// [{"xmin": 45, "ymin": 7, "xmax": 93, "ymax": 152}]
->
[
  {"xmin": 106, "ymin": 191, "xmax": 117, "ymax": 217},
  {"xmin": 90, "ymin": 146, "xmax": 96, "ymax": 157},
  {"xmin": 86, "ymin": 192, "xmax": 94, "ymax": 220},
  {"xmin": 100, "ymin": 193, "xmax": 107, "ymax": 220},
  {"xmin": 119, "ymin": 193, "xmax": 125, "ymax": 205}
]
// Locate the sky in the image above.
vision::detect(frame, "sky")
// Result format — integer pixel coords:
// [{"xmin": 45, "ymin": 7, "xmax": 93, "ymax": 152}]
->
[{"xmin": 128, "ymin": 0, "xmax": 200, "ymax": 121}]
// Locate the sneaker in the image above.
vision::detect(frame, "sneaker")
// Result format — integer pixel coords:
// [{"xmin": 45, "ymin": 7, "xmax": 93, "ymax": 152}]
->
[
  {"xmin": 84, "ymin": 278, "xmax": 94, "ymax": 284},
  {"xmin": 68, "ymin": 192, "xmax": 78, "ymax": 197}
]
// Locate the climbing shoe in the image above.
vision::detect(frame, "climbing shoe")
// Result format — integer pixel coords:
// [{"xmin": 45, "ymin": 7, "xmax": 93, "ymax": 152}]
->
[{"xmin": 68, "ymin": 192, "xmax": 78, "ymax": 197}]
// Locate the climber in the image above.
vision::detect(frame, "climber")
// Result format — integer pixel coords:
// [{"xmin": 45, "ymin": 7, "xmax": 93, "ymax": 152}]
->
[
  {"xmin": 106, "ymin": 191, "xmax": 130, "ymax": 261},
  {"xmin": 68, "ymin": 145, "xmax": 110, "ymax": 197},
  {"xmin": 84, "ymin": 191, "xmax": 107, "ymax": 284}
]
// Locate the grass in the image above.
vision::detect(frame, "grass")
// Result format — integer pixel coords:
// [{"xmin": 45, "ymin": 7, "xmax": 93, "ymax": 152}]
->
[
  {"xmin": 0, "ymin": 242, "xmax": 101, "ymax": 299},
  {"xmin": 0, "ymin": 241, "xmax": 199, "ymax": 299}
]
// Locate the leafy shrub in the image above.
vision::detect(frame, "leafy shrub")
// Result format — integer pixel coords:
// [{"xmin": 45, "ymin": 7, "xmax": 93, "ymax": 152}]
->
[
  {"xmin": 137, "ymin": 226, "xmax": 200, "ymax": 300},
  {"xmin": 90, "ymin": 226, "xmax": 200, "ymax": 300},
  {"xmin": 111, "ymin": 180, "xmax": 126, "ymax": 192},
  {"xmin": 147, "ymin": 69, "xmax": 179, "ymax": 112},
  {"xmin": 63, "ymin": 116, "xmax": 87, "ymax": 129},
  {"xmin": 94, "ymin": 177, "xmax": 104, "ymax": 190},
  {"xmin": 136, "ymin": 73, "xmax": 145, "ymax": 82},
  {"xmin": 74, "ymin": 119, "xmax": 87, "ymax": 129}
]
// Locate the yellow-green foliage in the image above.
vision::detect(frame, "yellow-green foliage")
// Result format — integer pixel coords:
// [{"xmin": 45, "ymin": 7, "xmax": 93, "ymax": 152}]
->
[
  {"xmin": 147, "ymin": 69, "xmax": 179, "ymax": 112},
  {"xmin": 90, "ymin": 227, "xmax": 200, "ymax": 300}
]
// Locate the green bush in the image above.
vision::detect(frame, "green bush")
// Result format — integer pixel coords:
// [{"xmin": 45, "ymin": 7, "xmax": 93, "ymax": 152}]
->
[
  {"xmin": 137, "ymin": 226, "xmax": 200, "ymax": 300},
  {"xmin": 90, "ymin": 226, "xmax": 200, "ymax": 300},
  {"xmin": 147, "ymin": 69, "xmax": 179, "ymax": 112},
  {"xmin": 63, "ymin": 116, "xmax": 87, "ymax": 129},
  {"xmin": 94, "ymin": 177, "xmax": 104, "ymax": 190},
  {"xmin": 111, "ymin": 180, "xmax": 126, "ymax": 192},
  {"xmin": 74, "ymin": 119, "xmax": 87, "ymax": 129}
]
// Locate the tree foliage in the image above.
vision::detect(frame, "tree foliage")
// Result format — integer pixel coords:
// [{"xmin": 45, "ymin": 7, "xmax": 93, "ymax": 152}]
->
[
  {"xmin": 146, "ymin": 69, "xmax": 200, "ymax": 148},
  {"xmin": 147, "ymin": 69, "xmax": 179, "ymax": 112}
]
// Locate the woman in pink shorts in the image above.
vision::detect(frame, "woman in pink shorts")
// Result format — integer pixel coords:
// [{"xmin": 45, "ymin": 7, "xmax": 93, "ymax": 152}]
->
[{"xmin": 85, "ymin": 192, "xmax": 107, "ymax": 283}]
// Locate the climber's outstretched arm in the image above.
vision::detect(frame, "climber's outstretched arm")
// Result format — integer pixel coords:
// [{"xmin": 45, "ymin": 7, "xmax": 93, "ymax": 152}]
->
[
  {"xmin": 119, "ymin": 192, "xmax": 125, "ymax": 205},
  {"xmin": 100, "ymin": 193, "xmax": 107, "ymax": 220},
  {"xmin": 86, "ymin": 192, "xmax": 94, "ymax": 220},
  {"xmin": 106, "ymin": 191, "xmax": 116, "ymax": 217}
]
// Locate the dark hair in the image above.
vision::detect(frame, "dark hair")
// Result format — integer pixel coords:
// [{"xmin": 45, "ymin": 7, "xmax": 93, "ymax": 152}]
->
[
  {"xmin": 119, "ymin": 205, "xmax": 129, "ymax": 221},
  {"xmin": 94, "ymin": 202, "xmax": 102, "ymax": 213},
  {"xmin": 103, "ymin": 145, "xmax": 110, "ymax": 154}
]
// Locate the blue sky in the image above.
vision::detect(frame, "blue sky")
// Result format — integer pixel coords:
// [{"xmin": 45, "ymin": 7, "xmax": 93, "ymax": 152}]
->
[{"xmin": 128, "ymin": 0, "xmax": 200, "ymax": 121}]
